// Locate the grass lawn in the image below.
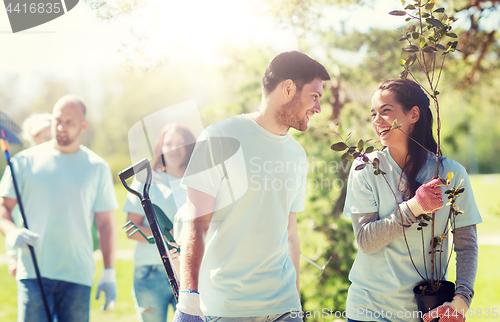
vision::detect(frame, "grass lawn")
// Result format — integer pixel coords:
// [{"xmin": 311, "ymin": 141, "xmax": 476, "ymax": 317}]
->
[
  {"xmin": 448, "ymin": 246, "xmax": 500, "ymax": 321},
  {"xmin": 468, "ymin": 174, "xmax": 500, "ymax": 236},
  {"xmin": 0, "ymin": 176, "xmax": 499, "ymax": 321}
]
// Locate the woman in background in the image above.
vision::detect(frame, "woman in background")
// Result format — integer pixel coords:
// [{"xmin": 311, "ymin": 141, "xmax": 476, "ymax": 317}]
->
[
  {"xmin": 22, "ymin": 113, "xmax": 52, "ymax": 147},
  {"xmin": 122, "ymin": 123, "xmax": 195, "ymax": 322}
]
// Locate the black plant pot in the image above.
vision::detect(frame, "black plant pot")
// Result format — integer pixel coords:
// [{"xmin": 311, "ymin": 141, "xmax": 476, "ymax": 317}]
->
[{"xmin": 413, "ymin": 280, "xmax": 455, "ymax": 322}]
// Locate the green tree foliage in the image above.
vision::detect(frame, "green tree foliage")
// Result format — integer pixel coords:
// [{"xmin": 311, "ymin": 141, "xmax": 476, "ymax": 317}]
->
[{"xmin": 90, "ymin": 65, "xmax": 218, "ymax": 181}]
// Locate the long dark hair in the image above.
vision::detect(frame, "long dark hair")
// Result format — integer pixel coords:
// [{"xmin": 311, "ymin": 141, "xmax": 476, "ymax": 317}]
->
[{"xmin": 378, "ymin": 79, "xmax": 439, "ymax": 198}]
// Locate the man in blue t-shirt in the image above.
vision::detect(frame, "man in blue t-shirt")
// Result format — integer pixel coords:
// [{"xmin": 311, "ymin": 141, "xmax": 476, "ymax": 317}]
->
[
  {"xmin": 0, "ymin": 95, "xmax": 119, "ymax": 322},
  {"xmin": 173, "ymin": 51, "xmax": 330, "ymax": 322}
]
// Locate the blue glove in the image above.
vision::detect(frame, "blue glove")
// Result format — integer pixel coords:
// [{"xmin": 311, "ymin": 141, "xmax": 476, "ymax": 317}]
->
[
  {"xmin": 95, "ymin": 268, "xmax": 117, "ymax": 310},
  {"xmin": 173, "ymin": 291, "xmax": 205, "ymax": 322}
]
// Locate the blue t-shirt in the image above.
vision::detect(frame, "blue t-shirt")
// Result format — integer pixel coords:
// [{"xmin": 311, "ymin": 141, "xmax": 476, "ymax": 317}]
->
[
  {"xmin": 0, "ymin": 142, "xmax": 118, "ymax": 286},
  {"xmin": 122, "ymin": 170, "xmax": 185, "ymax": 266},
  {"xmin": 181, "ymin": 114, "xmax": 307, "ymax": 317},
  {"xmin": 343, "ymin": 149, "xmax": 482, "ymax": 321}
]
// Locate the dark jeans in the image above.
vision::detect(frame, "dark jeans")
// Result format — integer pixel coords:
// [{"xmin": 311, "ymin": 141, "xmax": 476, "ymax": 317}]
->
[{"xmin": 17, "ymin": 278, "xmax": 91, "ymax": 322}]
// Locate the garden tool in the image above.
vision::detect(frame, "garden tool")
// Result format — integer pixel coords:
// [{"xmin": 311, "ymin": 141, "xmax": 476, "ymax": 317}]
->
[{"xmin": 0, "ymin": 120, "xmax": 52, "ymax": 322}]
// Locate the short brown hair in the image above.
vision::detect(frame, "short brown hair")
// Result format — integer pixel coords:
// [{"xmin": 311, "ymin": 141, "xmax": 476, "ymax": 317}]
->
[{"xmin": 262, "ymin": 51, "xmax": 330, "ymax": 95}]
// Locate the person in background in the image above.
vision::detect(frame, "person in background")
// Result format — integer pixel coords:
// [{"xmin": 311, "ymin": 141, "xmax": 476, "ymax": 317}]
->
[
  {"xmin": 0, "ymin": 95, "xmax": 119, "ymax": 322},
  {"xmin": 123, "ymin": 123, "xmax": 196, "ymax": 322},
  {"xmin": 22, "ymin": 113, "xmax": 52, "ymax": 147},
  {"xmin": 4, "ymin": 113, "xmax": 53, "ymax": 277}
]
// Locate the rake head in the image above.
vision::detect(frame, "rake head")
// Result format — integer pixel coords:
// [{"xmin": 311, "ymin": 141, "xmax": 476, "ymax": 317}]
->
[{"xmin": 0, "ymin": 111, "xmax": 22, "ymax": 145}]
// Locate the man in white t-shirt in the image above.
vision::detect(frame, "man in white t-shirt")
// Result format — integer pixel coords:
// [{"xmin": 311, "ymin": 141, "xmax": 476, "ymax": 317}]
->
[
  {"xmin": 174, "ymin": 51, "xmax": 330, "ymax": 322},
  {"xmin": 0, "ymin": 95, "xmax": 119, "ymax": 322}
]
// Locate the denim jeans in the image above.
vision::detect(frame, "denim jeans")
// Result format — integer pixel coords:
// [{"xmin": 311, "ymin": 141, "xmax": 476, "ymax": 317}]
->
[
  {"xmin": 132, "ymin": 265, "xmax": 177, "ymax": 322},
  {"xmin": 17, "ymin": 278, "xmax": 91, "ymax": 322},
  {"xmin": 205, "ymin": 312, "xmax": 303, "ymax": 322}
]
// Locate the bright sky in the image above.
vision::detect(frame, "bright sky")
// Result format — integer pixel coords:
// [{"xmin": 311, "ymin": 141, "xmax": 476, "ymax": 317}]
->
[{"xmin": 0, "ymin": 0, "xmax": 406, "ymax": 114}]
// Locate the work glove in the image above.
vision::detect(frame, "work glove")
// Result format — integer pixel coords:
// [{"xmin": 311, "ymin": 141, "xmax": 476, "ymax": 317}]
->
[
  {"xmin": 5, "ymin": 228, "xmax": 39, "ymax": 249},
  {"xmin": 95, "ymin": 268, "xmax": 117, "ymax": 310},
  {"xmin": 423, "ymin": 295, "xmax": 469, "ymax": 322},
  {"xmin": 407, "ymin": 178, "xmax": 444, "ymax": 216},
  {"xmin": 173, "ymin": 291, "xmax": 205, "ymax": 322}
]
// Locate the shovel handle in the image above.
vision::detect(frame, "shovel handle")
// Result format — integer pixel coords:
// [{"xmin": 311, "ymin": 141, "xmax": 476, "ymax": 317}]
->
[
  {"xmin": 118, "ymin": 158, "xmax": 152, "ymax": 199},
  {"xmin": 119, "ymin": 158, "xmax": 150, "ymax": 181}
]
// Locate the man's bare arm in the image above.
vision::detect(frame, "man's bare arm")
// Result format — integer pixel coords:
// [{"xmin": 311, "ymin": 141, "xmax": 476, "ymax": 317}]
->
[
  {"xmin": 179, "ymin": 187, "xmax": 215, "ymax": 292},
  {"xmin": 95, "ymin": 210, "xmax": 117, "ymax": 269},
  {"xmin": 0, "ymin": 197, "xmax": 18, "ymax": 236}
]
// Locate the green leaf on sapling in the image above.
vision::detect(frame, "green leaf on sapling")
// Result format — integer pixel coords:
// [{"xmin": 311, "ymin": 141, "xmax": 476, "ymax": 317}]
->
[
  {"xmin": 389, "ymin": 10, "xmax": 407, "ymax": 16},
  {"xmin": 420, "ymin": 36, "xmax": 426, "ymax": 48},
  {"xmin": 355, "ymin": 164, "xmax": 366, "ymax": 171},
  {"xmin": 422, "ymin": 46, "xmax": 438, "ymax": 53},
  {"xmin": 357, "ymin": 139, "xmax": 364, "ymax": 151},
  {"xmin": 345, "ymin": 130, "xmax": 355, "ymax": 142},
  {"xmin": 406, "ymin": 54, "xmax": 417, "ymax": 66},
  {"xmin": 426, "ymin": 18, "xmax": 444, "ymax": 28},
  {"xmin": 331, "ymin": 142, "xmax": 348, "ymax": 151},
  {"xmin": 425, "ymin": 0, "xmax": 435, "ymax": 10},
  {"xmin": 403, "ymin": 45, "xmax": 420, "ymax": 52}
]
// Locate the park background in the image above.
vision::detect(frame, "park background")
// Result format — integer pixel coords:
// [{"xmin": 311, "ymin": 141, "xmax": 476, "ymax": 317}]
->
[{"xmin": 0, "ymin": 0, "xmax": 499, "ymax": 321}]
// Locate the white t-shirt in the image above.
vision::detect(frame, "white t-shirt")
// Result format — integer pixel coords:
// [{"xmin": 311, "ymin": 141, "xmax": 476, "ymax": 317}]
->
[
  {"xmin": 0, "ymin": 142, "xmax": 118, "ymax": 287},
  {"xmin": 181, "ymin": 114, "xmax": 307, "ymax": 317},
  {"xmin": 343, "ymin": 149, "xmax": 482, "ymax": 321},
  {"xmin": 122, "ymin": 170, "xmax": 185, "ymax": 266}
]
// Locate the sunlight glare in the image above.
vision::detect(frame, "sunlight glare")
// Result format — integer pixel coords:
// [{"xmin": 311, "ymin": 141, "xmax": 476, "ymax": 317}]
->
[{"xmin": 156, "ymin": 0, "xmax": 262, "ymax": 62}]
